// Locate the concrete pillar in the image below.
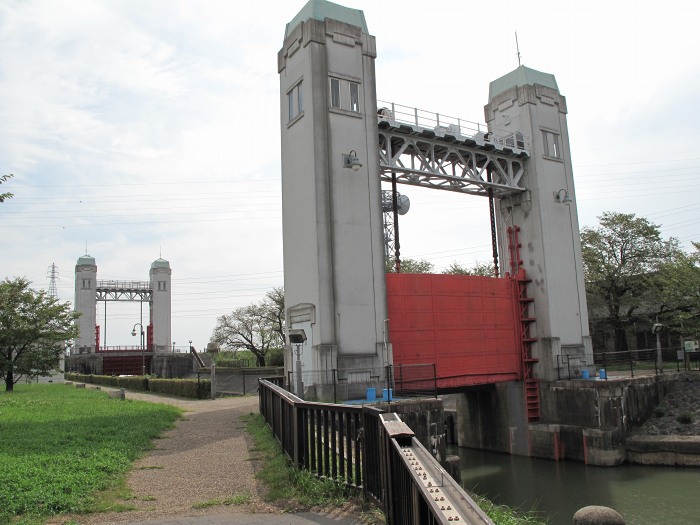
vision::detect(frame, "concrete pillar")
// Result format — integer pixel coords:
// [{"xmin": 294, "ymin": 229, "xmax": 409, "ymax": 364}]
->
[
  {"xmin": 485, "ymin": 66, "xmax": 592, "ymax": 380},
  {"xmin": 279, "ymin": 1, "xmax": 387, "ymax": 385}
]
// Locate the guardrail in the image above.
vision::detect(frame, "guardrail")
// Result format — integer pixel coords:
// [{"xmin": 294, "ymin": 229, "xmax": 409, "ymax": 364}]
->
[
  {"xmin": 377, "ymin": 99, "xmax": 529, "ymax": 151},
  {"xmin": 258, "ymin": 379, "xmax": 494, "ymax": 525},
  {"xmin": 557, "ymin": 346, "xmax": 697, "ymax": 380},
  {"xmin": 285, "ymin": 363, "xmax": 438, "ymax": 403}
]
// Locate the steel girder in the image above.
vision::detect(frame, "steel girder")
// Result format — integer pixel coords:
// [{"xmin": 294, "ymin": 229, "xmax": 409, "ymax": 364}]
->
[
  {"xmin": 96, "ymin": 281, "xmax": 152, "ymax": 302},
  {"xmin": 377, "ymin": 122, "xmax": 528, "ymax": 198}
]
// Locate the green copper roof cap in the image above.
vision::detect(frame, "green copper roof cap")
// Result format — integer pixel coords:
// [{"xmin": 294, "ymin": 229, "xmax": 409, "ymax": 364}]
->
[
  {"xmin": 76, "ymin": 254, "xmax": 96, "ymax": 266},
  {"xmin": 489, "ymin": 65, "xmax": 559, "ymax": 99},
  {"xmin": 150, "ymin": 258, "xmax": 170, "ymax": 269},
  {"xmin": 285, "ymin": 0, "xmax": 368, "ymax": 37}
]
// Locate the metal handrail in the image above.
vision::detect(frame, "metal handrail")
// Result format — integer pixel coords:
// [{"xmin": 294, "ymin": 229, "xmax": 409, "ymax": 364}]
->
[
  {"xmin": 258, "ymin": 379, "xmax": 494, "ymax": 524},
  {"xmin": 377, "ymin": 99, "xmax": 529, "ymax": 150},
  {"xmin": 96, "ymin": 280, "xmax": 151, "ymax": 290}
]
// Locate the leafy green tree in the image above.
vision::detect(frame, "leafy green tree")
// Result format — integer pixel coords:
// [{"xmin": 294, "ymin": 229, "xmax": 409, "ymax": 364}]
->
[
  {"xmin": 656, "ymin": 242, "xmax": 700, "ymax": 336},
  {"xmin": 211, "ymin": 288, "xmax": 285, "ymax": 367},
  {"xmin": 581, "ymin": 212, "xmax": 681, "ymax": 351},
  {"xmin": 0, "ymin": 174, "xmax": 13, "ymax": 203},
  {"xmin": 442, "ymin": 260, "xmax": 495, "ymax": 276},
  {"xmin": 386, "ymin": 257, "xmax": 435, "ymax": 274},
  {"xmin": 0, "ymin": 278, "xmax": 79, "ymax": 392}
]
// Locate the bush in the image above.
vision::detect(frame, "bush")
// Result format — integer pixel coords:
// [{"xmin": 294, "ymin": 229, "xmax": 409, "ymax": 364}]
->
[
  {"xmin": 214, "ymin": 351, "xmax": 255, "ymax": 368},
  {"xmin": 677, "ymin": 412, "xmax": 692, "ymax": 425},
  {"xmin": 267, "ymin": 348, "xmax": 284, "ymax": 367},
  {"xmin": 653, "ymin": 407, "xmax": 666, "ymax": 418},
  {"xmin": 65, "ymin": 373, "xmax": 210, "ymax": 399},
  {"xmin": 148, "ymin": 378, "xmax": 211, "ymax": 399}
]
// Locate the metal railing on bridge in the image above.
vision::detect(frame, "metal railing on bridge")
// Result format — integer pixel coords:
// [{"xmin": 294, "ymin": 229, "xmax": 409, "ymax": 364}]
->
[
  {"xmin": 377, "ymin": 99, "xmax": 529, "ymax": 151},
  {"xmin": 258, "ymin": 379, "xmax": 495, "ymax": 525}
]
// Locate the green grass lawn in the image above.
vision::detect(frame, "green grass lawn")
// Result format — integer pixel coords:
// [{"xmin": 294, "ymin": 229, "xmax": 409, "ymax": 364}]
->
[{"xmin": 0, "ymin": 384, "xmax": 181, "ymax": 524}]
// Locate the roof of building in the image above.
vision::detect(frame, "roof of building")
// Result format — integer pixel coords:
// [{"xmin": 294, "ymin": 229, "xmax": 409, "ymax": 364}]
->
[
  {"xmin": 489, "ymin": 65, "xmax": 559, "ymax": 99},
  {"xmin": 151, "ymin": 258, "xmax": 170, "ymax": 269},
  {"xmin": 285, "ymin": 0, "xmax": 367, "ymax": 38},
  {"xmin": 76, "ymin": 254, "xmax": 96, "ymax": 266}
]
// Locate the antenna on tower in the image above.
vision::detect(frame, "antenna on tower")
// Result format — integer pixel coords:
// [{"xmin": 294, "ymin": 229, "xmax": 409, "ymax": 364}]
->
[
  {"xmin": 515, "ymin": 31, "xmax": 522, "ymax": 67},
  {"xmin": 47, "ymin": 263, "xmax": 60, "ymax": 299}
]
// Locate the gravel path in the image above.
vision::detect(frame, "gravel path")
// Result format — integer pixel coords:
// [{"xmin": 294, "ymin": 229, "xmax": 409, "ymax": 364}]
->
[{"xmin": 67, "ymin": 392, "xmax": 284, "ymax": 524}]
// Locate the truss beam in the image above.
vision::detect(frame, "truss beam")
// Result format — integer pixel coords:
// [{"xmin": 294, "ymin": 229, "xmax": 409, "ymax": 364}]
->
[
  {"xmin": 378, "ymin": 120, "xmax": 528, "ymax": 198},
  {"xmin": 96, "ymin": 280, "xmax": 152, "ymax": 302}
]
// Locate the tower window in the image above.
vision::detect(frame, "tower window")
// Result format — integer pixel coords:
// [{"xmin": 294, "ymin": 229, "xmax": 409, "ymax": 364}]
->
[
  {"xmin": 330, "ymin": 78, "xmax": 341, "ymax": 108},
  {"xmin": 349, "ymin": 82, "xmax": 359, "ymax": 112},
  {"xmin": 82, "ymin": 279, "xmax": 91, "ymax": 289},
  {"xmin": 288, "ymin": 81, "xmax": 303, "ymax": 122},
  {"xmin": 157, "ymin": 281, "xmax": 167, "ymax": 291},
  {"xmin": 542, "ymin": 130, "xmax": 561, "ymax": 159},
  {"xmin": 330, "ymin": 77, "xmax": 361, "ymax": 113}
]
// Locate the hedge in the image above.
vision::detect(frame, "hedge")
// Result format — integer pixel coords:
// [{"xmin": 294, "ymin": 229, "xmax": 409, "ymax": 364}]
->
[{"xmin": 64, "ymin": 373, "xmax": 211, "ymax": 399}]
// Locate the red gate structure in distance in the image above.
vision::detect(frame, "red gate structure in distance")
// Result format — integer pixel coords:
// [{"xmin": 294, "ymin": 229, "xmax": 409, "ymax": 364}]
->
[{"xmin": 386, "ymin": 273, "xmax": 525, "ymax": 391}]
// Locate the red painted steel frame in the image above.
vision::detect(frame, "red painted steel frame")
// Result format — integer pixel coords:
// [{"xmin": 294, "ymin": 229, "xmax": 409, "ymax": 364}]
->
[{"xmin": 386, "ymin": 273, "xmax": 522, "ymax": 389}]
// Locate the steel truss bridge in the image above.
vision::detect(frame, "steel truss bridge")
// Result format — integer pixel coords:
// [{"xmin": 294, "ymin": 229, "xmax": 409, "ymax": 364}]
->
[
  {"xmin": 95, "ymin": 280, "xmax": 152, "ymax": 302},
  {"xmin": 377, "ymin": 101, "xmax": 528, "ymax": 198}
]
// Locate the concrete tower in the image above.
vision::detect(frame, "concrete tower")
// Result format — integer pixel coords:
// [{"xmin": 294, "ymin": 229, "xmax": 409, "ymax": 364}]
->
[
  {"xmin": 149, "ymin": 258, "xmax": 172, "ymax": 352},
  {"xmin": 279, "ymin": 0, "xmax": 388, "ymax": 388},
  {"xmin": 485, "ymin": 66, "xmax": 592, "ymax": 380},
  {"xmin": 74, "ymin": 254, "xmax": 97, "ymax": 353}
]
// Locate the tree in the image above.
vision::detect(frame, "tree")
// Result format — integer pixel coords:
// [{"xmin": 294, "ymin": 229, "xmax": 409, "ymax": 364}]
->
[
  {"xmin": 581, "ymin": 212, "xmax": 681, "ymax": 352},
  {"xmin": 442, "ymin": 260, "xmax": 495, "ymax": 277},
  {"xmin": 386, "ymin": 257, "xmax": 434, "ymax": 274},
  {"xmin": 260, "ymin": 287, "xmax": 285, "ymax": 344},
  {"xmin": 211, "ymin": 288, "xmax": 285, "ymax": 367},
  {"xmin": 0, "ymin": 278, "xmax": 79, "ymax": 392},
  {"xmin": 0, "ymin": 174, "xmax": 13, "ymax": 203},
  {"xmin": 656, "ymin": 242, "xmax": 700, "ymax": 336}
]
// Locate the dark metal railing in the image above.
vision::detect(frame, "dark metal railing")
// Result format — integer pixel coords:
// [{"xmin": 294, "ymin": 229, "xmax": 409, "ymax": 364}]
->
[
  {"xmin": 258, "ymin": 379, "xmax": 493, "ymax": 525},
  {"xmin": 557, "ymin": 346, "xmax": 695, "ymax": 380},
  {"xmin": 285, "ymin": 363, "xmax": 438, "ymax": 403}
]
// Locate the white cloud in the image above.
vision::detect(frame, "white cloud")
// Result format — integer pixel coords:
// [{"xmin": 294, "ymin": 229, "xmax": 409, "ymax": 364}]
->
[{"xmin": 1, "ymin": 0, "xmax": 698, "ymax": 348}]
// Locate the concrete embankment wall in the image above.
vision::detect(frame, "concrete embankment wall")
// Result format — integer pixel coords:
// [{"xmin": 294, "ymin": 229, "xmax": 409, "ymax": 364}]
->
[{"xmin": 455, "ymin": 374, "xmax": 680, "ymax": 466}]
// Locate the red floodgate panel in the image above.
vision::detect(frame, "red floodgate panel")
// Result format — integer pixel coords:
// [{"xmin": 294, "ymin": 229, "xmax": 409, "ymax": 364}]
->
[{"xmin": 386, "ymin": 273, "xmax": 522, "ymax": 390}]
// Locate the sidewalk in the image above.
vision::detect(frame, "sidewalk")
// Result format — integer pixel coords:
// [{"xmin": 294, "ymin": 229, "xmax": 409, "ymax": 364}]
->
[{"xmin": 66, "ymin": 390, "xmax": 364, "ymax": 525}]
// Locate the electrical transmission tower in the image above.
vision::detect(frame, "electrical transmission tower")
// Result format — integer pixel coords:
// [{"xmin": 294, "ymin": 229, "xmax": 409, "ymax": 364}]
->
[{"xmin": 47, "ymin": 263, "xmax": 59, "ymax": 299}]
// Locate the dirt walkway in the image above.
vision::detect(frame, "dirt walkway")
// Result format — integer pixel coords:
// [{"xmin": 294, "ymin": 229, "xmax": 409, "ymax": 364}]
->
[{"xmin": 70, "ymin": 392, "xmax": 282, "ymax": 524}]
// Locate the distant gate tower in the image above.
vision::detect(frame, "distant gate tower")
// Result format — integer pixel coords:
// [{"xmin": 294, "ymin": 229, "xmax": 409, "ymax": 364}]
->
[
  {"xmin": 279, "ymin": 1, "xmax": 388, "ymax": 388},
  {"xmin": 73, "ymin": 255, "xmax": 172, "ymax": 353}
]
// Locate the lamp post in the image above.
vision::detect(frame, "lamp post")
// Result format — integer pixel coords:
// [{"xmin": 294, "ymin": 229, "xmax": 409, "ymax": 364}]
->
[{"xmin": 132, "ymin": 323, "xmax": 145, "ymax": 375}]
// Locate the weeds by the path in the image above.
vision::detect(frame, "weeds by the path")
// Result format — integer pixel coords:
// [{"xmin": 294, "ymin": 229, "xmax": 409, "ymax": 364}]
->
[
  {"xmin": 243, "ymin": 412, "xmax": 385, "ymax": 523},
  {"xmin": 0, "ymin": 384, "xmax": 181, "ymax": 524}
]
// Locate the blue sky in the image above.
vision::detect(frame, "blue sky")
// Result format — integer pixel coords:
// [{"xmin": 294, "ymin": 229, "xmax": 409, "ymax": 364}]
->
[{"xmin": 2, "ymin": 0, "xmax": 699, "ymax": 348}]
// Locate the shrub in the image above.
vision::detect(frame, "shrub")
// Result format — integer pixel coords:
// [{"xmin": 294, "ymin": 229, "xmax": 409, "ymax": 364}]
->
[
  {"xmin": 148, "ymin": 378, "xmax": 211, "ymax": 399},
  {"xmin": 653, "ymin": 407, "xmax": 666, "ymax": 418},
  {"xmin": 677, "ymin": 412, "xmax": 692, "ymax": 425},
  {"xmin": 267, "ymin": 348, "xmax": 284, "ymax": 367}
]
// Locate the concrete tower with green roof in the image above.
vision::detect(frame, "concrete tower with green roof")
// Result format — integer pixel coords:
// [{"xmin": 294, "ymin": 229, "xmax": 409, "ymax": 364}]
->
[
  {"xmin": 485, "ymin": 65, "xmax": 592, "ymax": 381},
  {"xmin": 279, "ymin": 0, "xmax": 388, "ymax": 396}
]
